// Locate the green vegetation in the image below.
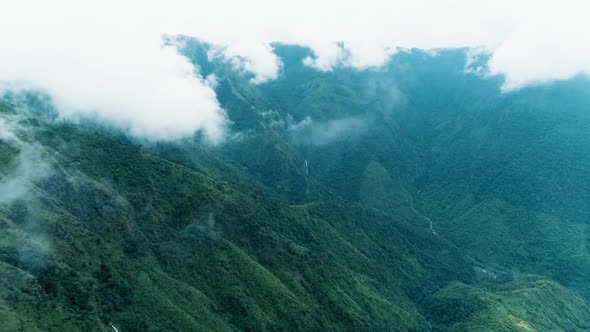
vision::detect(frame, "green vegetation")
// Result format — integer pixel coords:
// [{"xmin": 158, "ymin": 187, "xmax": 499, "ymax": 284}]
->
[
  {"xmin": 430, "ymin": 277, "xmax": 590, "ymax": 331},
  {"xmin": 2, "ymin": 44, "xmax": 590, "ymax": 330},
  {"xmin": 0, "ymin": 107, "xmax": 471, "ymax": 330}
]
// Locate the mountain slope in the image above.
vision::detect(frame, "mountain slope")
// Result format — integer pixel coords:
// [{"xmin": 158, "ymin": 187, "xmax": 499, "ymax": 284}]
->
[
  {"xmin": 0, "ymin": 105, "xmax": 476, "ymax": 331},
  {"xmin": 2, "ymin": 44, "xmax": 590, "ymax": 331}
]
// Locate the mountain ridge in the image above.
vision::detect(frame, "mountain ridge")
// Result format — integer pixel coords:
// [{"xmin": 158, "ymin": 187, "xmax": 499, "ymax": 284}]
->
[{"xmin": 2, "ymin": 44, "xmax": 590, "ymax": 330}]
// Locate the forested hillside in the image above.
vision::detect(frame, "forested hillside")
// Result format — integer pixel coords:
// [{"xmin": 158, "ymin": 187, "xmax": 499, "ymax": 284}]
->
[{"xmin": 1, "ymin": 43, "xmax": 590, "ymax": 331}]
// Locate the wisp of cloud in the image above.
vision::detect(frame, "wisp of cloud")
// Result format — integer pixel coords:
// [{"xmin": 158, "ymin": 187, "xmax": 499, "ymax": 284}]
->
[{"xmin": 1, "ymin": 0, "xmax": 589, "ymax": 141}]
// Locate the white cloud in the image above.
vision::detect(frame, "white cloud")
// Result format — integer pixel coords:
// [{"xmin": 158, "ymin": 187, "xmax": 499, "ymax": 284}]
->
[
  {"xmin": 0, "ymin": 117, "xmax": 51, "ymax": 205},
  {"xmin": 0, "ymin": 0, "xmax": 588, "ymax": 140},
  {"xmin": 487, "ymin": 1, "xmax": 590, "ymax": 90},
  {"xmin": 0, "ymin": 118, "xmax": 17, "ymax": 143},
  {"xmin": 0, "ymin": 1, "xmax": 226, "ymax": 142},
  {"xmin": 288, "ymin": 116, "xmax": 369, "ymax": 146},
  {"xmin": 208, "ymin": 42, "xmax": 281, "ymax": 83},
  {"xmin": 0, "ymin": 146, "xmax": 50, "ymax": 206}
]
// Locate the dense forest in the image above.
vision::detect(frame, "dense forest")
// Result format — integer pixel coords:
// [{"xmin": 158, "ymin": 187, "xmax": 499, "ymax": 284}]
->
[{"xmin": 1, "ymin": 42, "xmax": 590, "ymax": 331}]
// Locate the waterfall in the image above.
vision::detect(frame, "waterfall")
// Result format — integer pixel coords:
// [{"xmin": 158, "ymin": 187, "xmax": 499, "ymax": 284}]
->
[{"xmin": 425, "ymin": 216, "xmax": 437, "ymax": 235}]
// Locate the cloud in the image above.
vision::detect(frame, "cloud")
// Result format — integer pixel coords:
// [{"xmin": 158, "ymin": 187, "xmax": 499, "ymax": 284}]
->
[
  {"xmin": 487, "ymin": 2, "xmax": 590, "ymax": 90},
  {"xmin": 288, "ymin": 116, "xmax": 369, "ymax": 146},
  {"xmin": 0, "ymin": 147, "xmax": 50, "ymax": 206},
  {"xmin": 177, "ymin": 0, "xmax": 590, "ymax": 89},
  {"xmin": 0, "ymin": 118, "xmax": 51, "ymax": 205},
  {"xmin": 0, "ymin": 1, "xmax": 226, "ymax": 142},
  {"xmin": 0, "ymin": 118, "xmax": 17, "ymax": 143},
  {"xmin": 208, "ymin": 43, "xmax": 281, "ymax": 83},
  {"xmin": 0, "ymin": 0, "xmax": 588, "ymax": 140}
]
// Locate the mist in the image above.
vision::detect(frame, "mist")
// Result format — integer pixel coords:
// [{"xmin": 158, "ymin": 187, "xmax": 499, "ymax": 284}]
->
[
  {"xmin": 288, "ymin": 116, "xmax": 369, "ymax": 146},
  {"xmin": 1, "ymin": 0, "xmax": 589, "ymax": 141},
  {"xmin": 0, "ymin": 118, "xmax": 17, "ymax": 142},
  {"xmin": 0, "ymin": 118, "xmax": 51, "ymax": 206}
]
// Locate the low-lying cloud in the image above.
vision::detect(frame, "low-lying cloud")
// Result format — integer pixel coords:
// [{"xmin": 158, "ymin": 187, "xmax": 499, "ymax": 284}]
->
[
  {"xmin": 0, "ymin": 118, "xmax": 51, "ymax": 205},
  {"xmin": 1, "ymin": 0, "xmax": 588, "ymax": 140},
  {"xmin": 0, "ymin": 147, "xmax": 50, "ymax": 206},
  {"xmin": 288, "ymin": 116, "xmax": 369, "ymax": 146},
  {"xmin": 0, "ymin": 2, "xmax": 226, "ymax": 142},
  {"xmin": 0, "ymin": 118, "xmax": 17, "ymax": 143}
]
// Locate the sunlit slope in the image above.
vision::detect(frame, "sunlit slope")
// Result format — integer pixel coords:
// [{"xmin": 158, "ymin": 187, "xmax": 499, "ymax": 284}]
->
[{"xmin": 430, "ymin": 277, "xmax": 590, "ymax": 331}]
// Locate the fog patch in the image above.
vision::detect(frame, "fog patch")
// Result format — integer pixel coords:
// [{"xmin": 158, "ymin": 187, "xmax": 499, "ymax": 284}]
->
[
  {"xmin": 1, "ymin": 90, "xmax": 58, "ymax": 118},
  {"xmin": 0, "ymin": 118, "xmax": 17, "ymax": 142},
  {"xmin": 0, "ymin": 118, "xmax": 52, "ymax": 206},
  {"xmin": 260, "ymin": 109, "xmax": 287, "ymax": 129},
  {"xmin": 361, "ymin": 77, "xmax": 407, "ymax": 114},
  {"xmin": 288, "ymin": 116, "xmax": 369, "ymax": 146},
  {"xmin": 182, "ymin": 212, "xmax": 220, "ymax": 241},
  {"xmin": 0, "ymin": 116, "xmax": 53, "ymax": 276}
]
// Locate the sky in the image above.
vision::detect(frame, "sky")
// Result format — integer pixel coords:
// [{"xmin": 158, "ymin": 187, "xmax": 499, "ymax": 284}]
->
[{"xmin": 0, "ymin": 0, "xmax": 589, "ymax": 141}]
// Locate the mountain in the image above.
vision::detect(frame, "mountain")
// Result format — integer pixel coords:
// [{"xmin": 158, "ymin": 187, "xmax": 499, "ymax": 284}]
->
[{"xmin": 1, "ymin": 42, "xmax": 590, "ymax": 331}]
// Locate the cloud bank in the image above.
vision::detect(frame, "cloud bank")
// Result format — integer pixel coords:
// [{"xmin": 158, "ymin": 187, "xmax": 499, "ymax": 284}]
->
[
  {"xmin": 487, "ymin": 2, "xmax": 590, "ymax": 90},
  {"xmin": 1, "ymin": 0, "xmax": 588, "ymax": 139},
  {"xmin": 0, "ymin": 1, "xmax": 226, "ymax": 142}
]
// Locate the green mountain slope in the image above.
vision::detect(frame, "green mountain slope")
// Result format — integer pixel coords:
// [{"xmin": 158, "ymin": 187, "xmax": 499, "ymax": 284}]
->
[
  {"xmin": 0, "ymin": 105, "xmax": 475, "ymax": 331},
  {"xmin": 2, "ymin": 44, "xmax": 590, "ymax": 331},
  {"xmin": 430, "ymin": 277, "xmax": 590, "ymax": 331}
]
